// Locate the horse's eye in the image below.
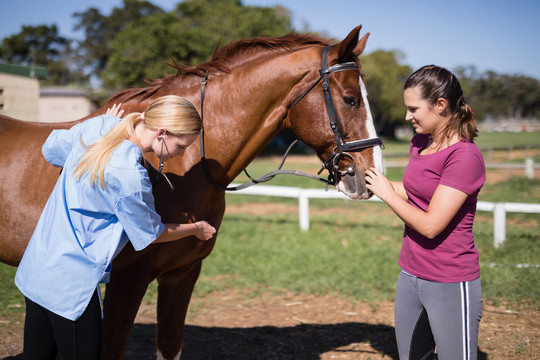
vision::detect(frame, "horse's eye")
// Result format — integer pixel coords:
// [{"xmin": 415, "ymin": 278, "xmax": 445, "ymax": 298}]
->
[{"xmin": 343, "ymin": 96, "xmax": 356, "ymax": 107}]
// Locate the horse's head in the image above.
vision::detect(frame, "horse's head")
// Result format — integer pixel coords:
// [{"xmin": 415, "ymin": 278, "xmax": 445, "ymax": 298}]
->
[{"xmin": 286, "ymin": 25, "xmax": 383, "ymax": 200}]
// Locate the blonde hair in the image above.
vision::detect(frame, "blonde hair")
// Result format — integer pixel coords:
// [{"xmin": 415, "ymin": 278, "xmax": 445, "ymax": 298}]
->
[{"xmin": 73, "ymin": 95, "xmax": 201, "ymax": 188}]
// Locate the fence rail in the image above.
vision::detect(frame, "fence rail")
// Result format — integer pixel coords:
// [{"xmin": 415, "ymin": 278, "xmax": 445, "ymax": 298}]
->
[
  {"xmin": 227, "ymin": 184, "xmax": 540, "ymax": 248},
  {"xmin": 384, "ymin": 158, "xmax": 538, "ymax": 179}
]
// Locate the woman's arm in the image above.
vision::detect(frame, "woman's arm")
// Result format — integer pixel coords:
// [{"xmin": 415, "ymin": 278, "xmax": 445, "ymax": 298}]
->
[
  {"xmin": 153, "ymin": 220, "xmax": 216, "ymax": 244},
  {"xmin": 390, "ymin": 181, "xmax": 408, "ymax": 201},
  {"xmin": 365, "ymin": 167, "xmax": 468, "ymax": 239}
]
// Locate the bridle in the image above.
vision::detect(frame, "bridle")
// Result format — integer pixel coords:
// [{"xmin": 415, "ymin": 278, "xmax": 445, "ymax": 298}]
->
[
  {"xmin": 198, "ymin": 45, "xmax": 382, "ymax": 191},
  {"xmin": 290, "ymin": 45, "xmax": 383, "ymax": 184}
]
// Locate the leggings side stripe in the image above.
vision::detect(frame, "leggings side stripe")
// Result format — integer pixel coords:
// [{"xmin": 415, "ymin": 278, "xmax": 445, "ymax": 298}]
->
[{"xmin": 460, "ymin": 281, "xmax": 470, "ymax": 360}]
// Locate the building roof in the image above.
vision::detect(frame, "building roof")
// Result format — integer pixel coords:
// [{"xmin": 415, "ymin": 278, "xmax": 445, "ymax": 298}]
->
[
  {"xmin": 40, "ymin": 87, "xmax": 89, "ymax": 97},
  {"xmin": 0, "ymin": 63, "xmax": 48, "ymax": 79}
]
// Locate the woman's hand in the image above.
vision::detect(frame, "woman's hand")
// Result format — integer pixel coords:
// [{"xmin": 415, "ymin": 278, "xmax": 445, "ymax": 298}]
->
[
  {"xmin": 106, "ymin": 103, "xmax": 125, "ymax": 119},
  {"xmin": 365, "ymin": 167, "xmax": 395, "ymax": 202},
  {"xmin": 194, "ymin": 221, "xmax": 216, "ymax": 241}
]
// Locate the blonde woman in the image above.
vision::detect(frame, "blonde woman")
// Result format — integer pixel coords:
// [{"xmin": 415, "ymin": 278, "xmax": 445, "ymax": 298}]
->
[{"xmin": 15, "ymin": 95, "xmax": 216, "ymax": 359}]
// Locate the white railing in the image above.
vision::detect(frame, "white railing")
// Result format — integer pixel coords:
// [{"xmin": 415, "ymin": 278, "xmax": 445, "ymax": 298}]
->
[
  {"xmin": 384, "ymin": 157, "xmax": 538, "ymax": 179},
  {"xmin": 227, "ymin": 184, "xmax": 540, "ymax": 248}
]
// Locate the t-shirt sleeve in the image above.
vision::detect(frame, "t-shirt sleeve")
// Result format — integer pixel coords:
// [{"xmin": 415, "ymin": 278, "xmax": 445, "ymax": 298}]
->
[
  {"xmin": 42, "ymin": 121, "xmax": 85, "ymax": 167},
  {"xmin": 114, "ymin": 190, "xmax": 165, "ymax": 251},
  {"xmin": 42, "ymin": 115, "xmax": 119, "ymax": 168},
  {"xmin": 440, "ymin": 148, "xmax": 486, "ymax": 195}
]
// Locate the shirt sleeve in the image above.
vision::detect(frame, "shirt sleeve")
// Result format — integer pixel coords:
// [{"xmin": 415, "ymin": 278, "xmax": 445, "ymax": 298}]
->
[
  {"xmin": 42, "ymin": 122, "xmax": 85, "ymax": 167},
  {"xmin": 42, "ymin": 115, "xmax": 119, "ymax": 168},
  {"xmin": 440, "ymin": 147, "xmax": 486, "ymax": 195},
  {"xmin": 114, "ymin": 190, "xmax": 165, "ymax": 251}
]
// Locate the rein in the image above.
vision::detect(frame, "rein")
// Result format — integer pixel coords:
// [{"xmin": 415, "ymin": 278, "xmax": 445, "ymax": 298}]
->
[{"xmin": 198, "ymin": 45, "xmax": 382, "ymax": 191}]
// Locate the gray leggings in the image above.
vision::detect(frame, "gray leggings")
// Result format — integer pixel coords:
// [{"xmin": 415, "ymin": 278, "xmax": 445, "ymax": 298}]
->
[{"xmin": 394, "ymin": 271, "xmax": 483, "ymax": 360}]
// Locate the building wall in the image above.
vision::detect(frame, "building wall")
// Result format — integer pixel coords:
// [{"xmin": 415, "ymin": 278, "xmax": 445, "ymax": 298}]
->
[
  {"xmin": 0, "ymin": 73, "xmax": 40, "ymax": 121},
  {"xmin": 39, "ymin": 92, "xmax": 95, "ymax": 123}
]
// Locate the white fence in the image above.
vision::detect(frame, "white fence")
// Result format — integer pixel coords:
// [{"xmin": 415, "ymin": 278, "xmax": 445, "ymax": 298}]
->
[
  {"xmin": 385, "ymin": 157, "xmax": 538, "ymax": 179},
  {"xmin": 228, "ymin": 184, "xmax": 540, "ymax": 248}
]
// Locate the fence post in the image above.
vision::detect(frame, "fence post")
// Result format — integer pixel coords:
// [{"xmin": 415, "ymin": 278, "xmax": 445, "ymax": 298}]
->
[
  {"xmin": 299, "ymin": 191, "xmax": 310, "ymax": 231},
  {"xmin": 494, "ymin": 203, "xmax": 506, "ymax": 248},
  {"xmin": 525, "ymin": 157, "xmax": 534, "ymax": 179}
]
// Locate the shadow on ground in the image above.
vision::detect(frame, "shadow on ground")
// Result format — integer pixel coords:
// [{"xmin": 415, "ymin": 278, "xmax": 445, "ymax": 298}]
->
[
  {"xmin": 126, "ymin": 322, "xmax": 398, "ymax": 360},
  {"xmin": 4, "ymin": 322, "xmax": 490, "ymax": 359}
]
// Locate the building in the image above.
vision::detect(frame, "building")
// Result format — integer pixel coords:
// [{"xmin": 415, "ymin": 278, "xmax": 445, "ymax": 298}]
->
[
  {"xmin": 39, "ymin": 87, "xmax": 95, "ymax": 123},
  {"xmin": 0, "ymin": 63, "xmax": 95, "ymax": 123},
  {"xmin": 0, "ymin": 63, "xmax": 46, "ymax": 121}
]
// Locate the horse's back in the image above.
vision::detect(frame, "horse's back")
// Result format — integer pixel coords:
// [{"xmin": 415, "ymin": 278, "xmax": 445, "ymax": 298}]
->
[{"xmin": 0, "ymin": 116, "xmax": 78, "ymax": 266}]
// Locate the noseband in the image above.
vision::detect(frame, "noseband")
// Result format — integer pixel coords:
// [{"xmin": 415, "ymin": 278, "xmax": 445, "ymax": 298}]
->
[{"xmin": 199, "ymin": 45, "xmax": 382, "ymax": 191}]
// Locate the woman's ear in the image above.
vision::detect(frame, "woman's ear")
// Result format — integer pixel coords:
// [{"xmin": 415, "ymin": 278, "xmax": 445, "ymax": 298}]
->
[
  {"xmin": 435, "ymin": 97, "xmax": 448, "ymax": 115},
  {"xmin": 157, "ymin": 128, "xmax": 167, "ymax": 141}
]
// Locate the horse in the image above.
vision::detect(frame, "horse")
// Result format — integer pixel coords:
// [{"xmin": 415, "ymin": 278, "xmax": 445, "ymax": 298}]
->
[{"xmin": 0, "ymin": 25, "xmax": 383, "ymax": 359}]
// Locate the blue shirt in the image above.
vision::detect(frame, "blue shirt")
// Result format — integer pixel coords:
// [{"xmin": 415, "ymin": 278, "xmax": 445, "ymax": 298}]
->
[{"xmin": 15, "ymin": 115, "xmax": 165, "ymax": 321}]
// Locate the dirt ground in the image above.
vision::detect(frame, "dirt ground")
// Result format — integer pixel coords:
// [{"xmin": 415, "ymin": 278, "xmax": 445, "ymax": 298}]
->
[{"xmin": 2, "ymin": 288, "xmax": 538, "ymax": 359}]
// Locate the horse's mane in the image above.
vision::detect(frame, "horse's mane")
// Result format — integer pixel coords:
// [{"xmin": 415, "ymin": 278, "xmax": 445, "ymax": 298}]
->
[{"xmin": 107, "ymin": 32, "xmax": 329, "ymax": 104}]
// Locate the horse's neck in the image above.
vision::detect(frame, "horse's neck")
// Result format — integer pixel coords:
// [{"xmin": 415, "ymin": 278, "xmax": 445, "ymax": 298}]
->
[{"xmin": 201, "ymin": 52, "xmax": 313, "ymax": 183}]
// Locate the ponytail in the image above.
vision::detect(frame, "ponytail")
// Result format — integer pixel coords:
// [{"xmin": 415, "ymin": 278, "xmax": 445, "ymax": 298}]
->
[
  {"xmin": 456, "ymin": 98, "xmax": 478, "ymax": 140},
  {"xmin": 73, "ymin": 112, "xmax": 145, "ymax": 189}
]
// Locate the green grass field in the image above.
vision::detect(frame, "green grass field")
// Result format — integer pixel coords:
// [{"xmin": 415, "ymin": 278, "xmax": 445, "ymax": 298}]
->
[{"xmin": 1, "ymin": 132, "xmax": 539, "ymax": 328}]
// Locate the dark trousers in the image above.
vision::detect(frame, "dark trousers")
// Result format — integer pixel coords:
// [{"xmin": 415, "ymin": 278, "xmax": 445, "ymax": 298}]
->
[{"xmin": 23, "ymin": 289, "xmax": 102, "ymax": 360}]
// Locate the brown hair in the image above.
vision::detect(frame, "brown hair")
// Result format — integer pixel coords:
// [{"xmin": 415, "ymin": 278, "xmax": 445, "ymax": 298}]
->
[{"xmin": 404, "ymin": 65, "xmax": 478, "ymax": 141}]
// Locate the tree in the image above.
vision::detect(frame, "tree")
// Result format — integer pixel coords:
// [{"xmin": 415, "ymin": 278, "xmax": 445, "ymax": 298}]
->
[
  {"xmin": 73, "ymin": 0, "xmax": 165, "ymax": 82},
  {"xmin": 0, "ymin": 24, "xmax": 85, "ymax": 85},
  {"xmin": 457, "ymin": 69, "xmax": 540, "ymax": 121},
  {"xmin": 361, "ymin": 50, "xmax": 412, "ymax": 137},
  {"xmin": 101, "ymin": 0, "xmax": 293, "ymax": 90}
]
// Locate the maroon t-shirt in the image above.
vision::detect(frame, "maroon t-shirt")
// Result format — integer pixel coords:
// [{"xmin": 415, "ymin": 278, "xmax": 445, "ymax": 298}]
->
[{"xmin": 399, "ymin": 134, "xmax": 486, "ymax": 282}]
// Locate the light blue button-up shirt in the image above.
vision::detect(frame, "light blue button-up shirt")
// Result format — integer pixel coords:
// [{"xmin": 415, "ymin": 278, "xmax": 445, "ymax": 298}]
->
[{"xmin": 15, "ymin": 115, "xmax": 165, "ymax": 321}]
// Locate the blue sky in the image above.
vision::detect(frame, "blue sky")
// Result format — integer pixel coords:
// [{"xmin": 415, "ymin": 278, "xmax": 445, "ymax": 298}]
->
[{"xmin": 2, "ymin": 0, "xmax": 539, "ymax": 79}]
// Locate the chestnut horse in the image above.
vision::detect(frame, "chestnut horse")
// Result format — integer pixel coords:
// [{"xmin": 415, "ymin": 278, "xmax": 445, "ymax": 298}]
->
[{"xmin": 0, "ymin": 26, "xmax": 383, "ymax": 359}]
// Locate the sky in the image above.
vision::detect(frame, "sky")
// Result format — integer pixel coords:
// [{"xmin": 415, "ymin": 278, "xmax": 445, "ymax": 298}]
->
[{"xmin": 1, "ymin": 0, "xmax": 540, "ymax": 80}]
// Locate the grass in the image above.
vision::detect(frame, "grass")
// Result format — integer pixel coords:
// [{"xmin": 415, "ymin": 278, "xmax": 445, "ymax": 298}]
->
[
  {"xmin": 0, "ymin": 265, "xmax": 22, "ymax": 321},
  {"xmin": 194, "ymin": 201, "xmax": 403, "ymax": 302},
  {"xmin": 189, "ymin": 193, "xmax": 539, "ymax": 308}
]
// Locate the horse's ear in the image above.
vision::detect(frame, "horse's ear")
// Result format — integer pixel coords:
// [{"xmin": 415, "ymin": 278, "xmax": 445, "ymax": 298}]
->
[
  {"xmin": 353, "ymin": 32, "xmax": 370, "ymax": 57},
  {"xmin": 336, "ymin": 25, "xmax": 368, "ymax": 62}
]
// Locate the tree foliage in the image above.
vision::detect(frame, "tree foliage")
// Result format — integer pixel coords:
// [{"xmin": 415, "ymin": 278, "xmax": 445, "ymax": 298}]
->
[
  {"xmin": 73, "ymin": 0, "xmax": 165, "ymax": 83},
  {"xmin": 361, "ymin": 50, "xmax": 412, "ymax": 135},
  {"xmin": 0, "ymin": 24, "xmax": 85, "ymax": 85},
  {"xmin": 101, "ymin": 0, "xmax": 292, "ymax": 90},
  {"xmin": 456, "ymin": 67, "xmax": 540, "ymax": 120}
]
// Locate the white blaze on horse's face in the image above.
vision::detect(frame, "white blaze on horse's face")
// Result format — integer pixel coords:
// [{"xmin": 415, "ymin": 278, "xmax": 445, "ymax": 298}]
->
[
  {"xmin": 336, "ymin": 76, "xmax": 384, "ymax": 196},
  {"xmin": 359, "ymin": 76, "xmax": 384, "ymax": 172}
]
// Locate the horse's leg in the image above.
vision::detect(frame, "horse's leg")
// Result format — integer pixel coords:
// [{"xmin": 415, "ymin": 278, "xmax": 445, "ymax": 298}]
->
[
  {"xmin": 155, "ymin": 261, "xmax": 202, "ymax": 360},
  {"xmin": 101, "ymin": 249, "xmax": 154, "ymax": 359}
]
